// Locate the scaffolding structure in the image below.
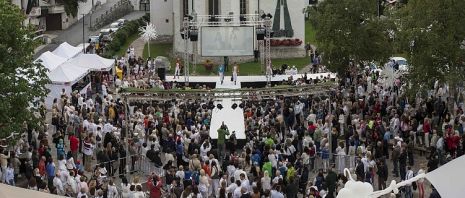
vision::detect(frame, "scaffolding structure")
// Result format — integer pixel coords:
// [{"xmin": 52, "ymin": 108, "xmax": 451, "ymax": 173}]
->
[{"xmin": 182, "ymin": 17, "xmax": 190, "ymax": 83}]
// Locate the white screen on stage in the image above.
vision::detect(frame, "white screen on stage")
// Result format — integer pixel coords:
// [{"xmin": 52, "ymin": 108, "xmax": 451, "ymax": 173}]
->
[{"xmin": 201, "ymin": 26, "xmax": 254, "ymax": 56}]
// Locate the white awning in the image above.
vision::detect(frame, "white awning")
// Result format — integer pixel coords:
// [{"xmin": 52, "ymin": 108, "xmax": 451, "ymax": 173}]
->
[
  {"xmin": 48, "ymin": 64, "xmax": 89, "ymax": 84},
  {"xmin": 68, "ymin": 54, "xmax": 115, "ymax": 71},
  {"xmin": 34, "ymin": 51, "xmax": 67, "ymax": 71},
  {"xmin": 52, "ymin": 42, "xmax": 82, "ymax": 60}
]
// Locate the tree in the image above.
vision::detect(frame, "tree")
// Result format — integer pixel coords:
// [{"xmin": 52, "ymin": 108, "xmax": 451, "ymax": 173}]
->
[
  {"xmin": 0, "ymin": 0, "xmax": 50, "ymax": 139},
  {"xmin": 312, "ymin": 0, "xmax": 394, "ymax": 75},
  {"xmin": 399, "ymin": 0, "xmax": 465, "ymax": 101}
]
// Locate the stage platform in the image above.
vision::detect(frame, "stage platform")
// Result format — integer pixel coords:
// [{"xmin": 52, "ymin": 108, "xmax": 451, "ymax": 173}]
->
[
  {"xmin": 209, "ymin": 79, "xmax": 246, "ymax": 140},
  {"xmin": 165, "ymin": 72, "xmax": 335, "ymax": 83}
]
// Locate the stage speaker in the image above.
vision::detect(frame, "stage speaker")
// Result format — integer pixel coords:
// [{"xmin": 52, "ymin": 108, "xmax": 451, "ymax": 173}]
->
[
  {"xmin": 256, "ymin": 28, "xmax": 265, "ymax": 40},
  {"xmin": 157, "ymin": 68, "xmax": 166, "ymax": 80},
  {"xmin": 189, "ymin": 30, "xmax": 198, "ymax": 41}
]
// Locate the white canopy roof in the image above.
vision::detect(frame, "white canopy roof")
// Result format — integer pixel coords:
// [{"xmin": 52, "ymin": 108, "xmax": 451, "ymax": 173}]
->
[
  {"xmin": 68, "ymin": 54, "xmax": 115, "ymax": 71},
  {"xmin": 49, "ymin": 63, "xmax": 89, "ymax": 83},
  {"xmin": 52, "ymin": 42, "xmax": 82, "ymax": 59},
  {"xmin": 35, "ymin": 51, "xmax": 67, "ymax": 71}
]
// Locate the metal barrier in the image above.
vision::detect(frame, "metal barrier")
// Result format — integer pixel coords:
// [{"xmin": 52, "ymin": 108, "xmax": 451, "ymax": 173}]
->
[
  {"xmin": 310, "ymin": 153, "xmax": 357, "ymax": 174},
  {"xmin": 91, "ymin": 0, "xmax": 134, "ymax": 31},
  {"xmin": 93, "ymin": 154, "xmax": 165, "ymax": 179}
]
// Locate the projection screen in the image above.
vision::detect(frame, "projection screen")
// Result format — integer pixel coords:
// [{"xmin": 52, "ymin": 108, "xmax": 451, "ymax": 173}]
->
[{"xmin": 201, "ymin": 26, "xmax": 254, "ymax": 56}]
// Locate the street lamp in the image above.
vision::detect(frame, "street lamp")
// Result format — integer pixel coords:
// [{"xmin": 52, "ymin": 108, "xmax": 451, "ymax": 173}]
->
[{"xmin": 81, "ymin": 14, "xmax": 86, "ymax": 54}]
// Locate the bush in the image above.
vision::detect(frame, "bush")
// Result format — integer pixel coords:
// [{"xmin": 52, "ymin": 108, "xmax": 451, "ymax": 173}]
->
[{"xmin": 105, "ymin": 15, "xmax": 147, "ymax": 57}]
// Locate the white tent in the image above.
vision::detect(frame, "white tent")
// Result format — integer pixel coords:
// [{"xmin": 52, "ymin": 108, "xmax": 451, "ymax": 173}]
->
[
  {"xmin": 34, "ymin": 51, "xmax": 67, "ymax": 71},
  {"xmin": 49, "ymin": 63, "xmax": 89, "ymax": 84},
  {"xmin": 52, "ymin": 42, "xmax": 82, "ymax": 60},
  {"xmin": 68, "ymin": 54, "xmax": 115, "ymax": 71}
]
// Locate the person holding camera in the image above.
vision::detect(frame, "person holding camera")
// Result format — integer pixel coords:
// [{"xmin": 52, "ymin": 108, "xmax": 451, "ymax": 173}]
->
[{"xmin": 217, "ymin": 122, "xmax": 230, "ymax": 161}]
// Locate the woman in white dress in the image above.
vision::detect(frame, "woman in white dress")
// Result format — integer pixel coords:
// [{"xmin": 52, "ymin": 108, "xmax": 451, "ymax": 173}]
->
[
  {"xmin": 336, "ymin": 141, "xmax": 346, "ymax": 174},
  {"xmin": 121, "ymin": 177, "xmax": 131, "ymax": 198},
  {"xmin": 174, "ymin": 58, "xmax": 181, "ymax": 79},
  {"xmin": 232, "ymin": 63, "xmax": 239, "ymax": 85},
  {"xmin": 198, "ymin": 169, "xmax": 210, "ymax": 198}
]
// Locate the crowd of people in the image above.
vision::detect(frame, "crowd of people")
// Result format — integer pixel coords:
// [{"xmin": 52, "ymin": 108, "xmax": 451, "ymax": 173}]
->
[{"xmin": 1, "ymin": 45, "xmax": 462, "ymax": 198}]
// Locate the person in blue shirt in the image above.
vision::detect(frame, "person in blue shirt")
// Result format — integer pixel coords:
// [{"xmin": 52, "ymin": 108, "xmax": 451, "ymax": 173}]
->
[
  {"xmin": 321, "ymin": 143, "xmax": 330, "ymax": 172},
  {"xmin": 218, "ymin": 64, "xmax": 225, "ymax": 84},
  {"xmin": 5, "ymin": 164, "xmax": 15, "ymax": 186},
  {"xmin": 45, "ymin": 158, "xmax": 55, "ymax": 187}
]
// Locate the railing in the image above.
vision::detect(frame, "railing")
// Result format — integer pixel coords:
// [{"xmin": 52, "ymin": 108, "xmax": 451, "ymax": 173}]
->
[{"xmin": 92, "ymin": 0, "xmax": 134, "ymax": 31}]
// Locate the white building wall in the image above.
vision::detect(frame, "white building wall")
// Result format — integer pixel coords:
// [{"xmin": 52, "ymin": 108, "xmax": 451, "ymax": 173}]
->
[
  {"xmin": 151, "ymin": 0, "xmax": 174, "ymax": 35},
  {"xmin": 163, "ymin": 0, "xmax": 305, "ymax": 59}
]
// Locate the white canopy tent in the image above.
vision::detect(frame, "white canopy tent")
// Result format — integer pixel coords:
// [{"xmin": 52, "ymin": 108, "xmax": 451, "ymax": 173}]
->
[
  {"xmin": 68, "ymin": 54, "xmax": 115, "ymax": 71},
  {"xmin": 45, "ymin": 64, "xmax": 91, "ymax": 108},
  {"xmin": 49, "ymin": 63, "xmax": 89, "ymax": 84},
  {"xmin": 52, "ymin": 42, "xmax": 82, "ymax": 60},
  {"xmin": 34, "ymin": 51, "xmax": 67, "ymax": 71}
]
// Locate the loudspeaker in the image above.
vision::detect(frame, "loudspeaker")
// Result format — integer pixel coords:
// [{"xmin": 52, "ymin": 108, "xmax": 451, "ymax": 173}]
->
[
  {"xmin": 256, "ymin": 28, "xmax": 265, "ymax": 40},
  {"xmin": 157, "ymin": 68, "xmax": 166, "ymax": 80},
  {"xmin": 189, "ymin": 30, "xmax": 198, "ymax": 41}
]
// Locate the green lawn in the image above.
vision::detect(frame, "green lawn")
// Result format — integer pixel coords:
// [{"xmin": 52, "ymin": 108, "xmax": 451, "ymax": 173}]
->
[
  {"xmin": 115, "ymin": 33, "xmax": 139, "ymax": 56},
  {"xmin": 305, "ymin": 20, "xmax": 317, "ymax": 45}
]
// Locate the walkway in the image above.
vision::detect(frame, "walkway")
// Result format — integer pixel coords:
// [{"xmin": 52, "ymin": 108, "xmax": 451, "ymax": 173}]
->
[
  {"xmin": 209, "ymin": 79, "xmax": 245, "ymax": 140},
  {"xmin": 35, "ymin": 7, "xmax": 146, "ymax": 58}
]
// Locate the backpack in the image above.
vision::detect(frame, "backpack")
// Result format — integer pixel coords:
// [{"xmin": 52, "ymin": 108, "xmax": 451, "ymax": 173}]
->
[
  {"xmin": 309, "ymin": 146, "xmax": 316, "ymax": 157},
  {"xmin": 191, "ymin": 171, "xmax": 200, "ymax": 185}
]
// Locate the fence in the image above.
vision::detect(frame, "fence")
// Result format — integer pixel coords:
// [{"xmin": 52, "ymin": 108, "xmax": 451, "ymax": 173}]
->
[
  {"xmin": 92, "ymin": 0, "xmax": 134, "ymax": 31},
  {"xmin": 93, "ymin": 154, "xmax": 165, "ymax": 179},
  {"xmin": 311, "ymin": 153, "xmax": 357, "ymax": 174}
]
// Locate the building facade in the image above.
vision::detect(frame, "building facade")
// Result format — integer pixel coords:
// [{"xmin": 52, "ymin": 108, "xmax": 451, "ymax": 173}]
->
[
  {"xmin": 11, "ymin": 0, "xmax": 105, "ymax": 31},
  {"xmin": 151, "ymin": 0, "xmax": 306, "ymax": 63}
]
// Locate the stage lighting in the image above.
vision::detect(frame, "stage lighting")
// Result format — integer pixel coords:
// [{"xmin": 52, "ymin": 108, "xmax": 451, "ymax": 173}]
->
[
  {"xmin": 256, "ymin": 28, "xmax": 265, "ymax": 40},
  {"xmin": 267, "ymin": 13, "xmax": 273, "ymax": 19},
  {"xmin": 239, "ymin": 102, "xmax": 245, "ymax": 109},
  {"xmin": 217, "ymin": 104, "xmax": 223, "ymax": 110},
  {"xmin": 232, "ymin": 103, "xmax": 238, "ymax": 110},
  {"xmin": 180, "ymin": 28, "xmax": 189, "ymax": 39},
  {"xmin": 261, "ymin": 14, "xmax": 267, "ymax": 19}
]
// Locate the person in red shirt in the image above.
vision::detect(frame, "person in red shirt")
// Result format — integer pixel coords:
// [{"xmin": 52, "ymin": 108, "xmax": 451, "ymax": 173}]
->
[
  {"xmin": 69, "ymin": 132, "xmax": 79, "ymax": 162},
  {"xmin": 147, "ymin": 174, "xmax": 163, "ymax": 198},
  {"xmin": 202, "ymin": 161, "xmax": 211, "ymax": 177}
]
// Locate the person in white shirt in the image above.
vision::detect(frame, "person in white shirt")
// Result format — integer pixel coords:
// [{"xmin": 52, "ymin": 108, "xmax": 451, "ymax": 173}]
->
[
  {"xmin": 270, "ymin": 185, "xmax": 285, "ymax": 198},
  {"xmin": 239, "ymin": 173, "xmax": 251, "ymax": 193},
  {"xmin": 404, "ymin": 166, "xmax": 414, "ymax": 198},
  {"xmin": 226, "ymin": 177, "xmax": 238, "ymax": 194},
  {"xmin": 200, "ymin": 140, "xmax": 211, "ymax": 161},
  {"xmin": 232, "ymin": 180, "xmax": 242, "ymax": 198},
  {"xmin": 53, "ymin": 173, "xmax": 64, "ymax": 195},
  {"xmin": 107, "ymin": 180, "xmax": 119, "ymax": 198}
]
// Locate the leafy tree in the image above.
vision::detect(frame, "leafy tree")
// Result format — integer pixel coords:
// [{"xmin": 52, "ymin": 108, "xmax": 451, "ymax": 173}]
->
[
  {"xmin": 399, "ymin": 0, "xmax": 465, "ymax": 101},
  {"xmin": 63, "ymin": 0, "xmax": 86, "ymax": 18},
  {"xmin": 0, "ymin": 0, "xmax": 50, "ymax": 139},
  {"xmin": 312, "ymin": 0, "xmax": 394, "ymax": 75}
]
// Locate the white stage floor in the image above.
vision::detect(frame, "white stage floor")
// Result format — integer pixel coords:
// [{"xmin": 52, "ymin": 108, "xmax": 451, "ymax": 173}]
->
[
  {"xmin": 209, "ymin": 79, "xmax": 246, "ymax": 140},
  {"xmin": 165, "ymin": 72, "xmax": 335, "ymax": 83}
]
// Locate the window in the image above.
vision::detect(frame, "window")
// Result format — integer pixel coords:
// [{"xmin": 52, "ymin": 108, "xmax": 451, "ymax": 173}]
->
[
  {"xmin": 240, "ymin": 0, "xmax": 247, "ymax": 15},
  {"xmin": 140, "ymin": 0, "xmax": 150, "ymax": 11},
  {"xmin": 182, "ymin": 0, "xmax": 189, "ymax": 17},
  {"xmin": 208, "ymin": 0, "xmax": 219, "ymax": 15}
]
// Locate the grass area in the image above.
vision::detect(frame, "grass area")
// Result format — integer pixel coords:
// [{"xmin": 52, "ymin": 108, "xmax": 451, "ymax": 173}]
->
[
  {"xmin": 115, "ymin": 33, "xmax": 139, "ymax": 56},
  {"xmin": 305, "ymin": 20, "xmax": 317, "ymax": 45},
  {"xmin": 143, "ymin": 27, "xmax": 316, "ymax": 76}
]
